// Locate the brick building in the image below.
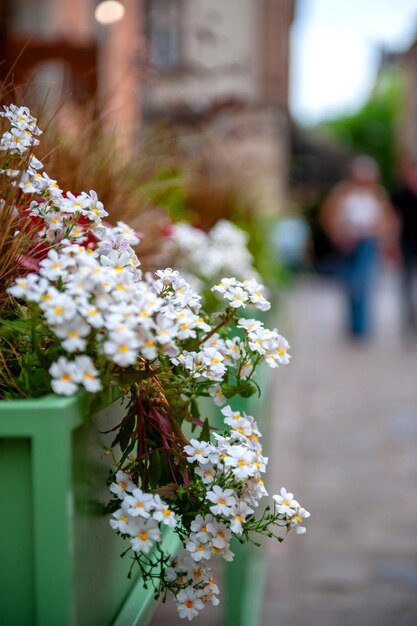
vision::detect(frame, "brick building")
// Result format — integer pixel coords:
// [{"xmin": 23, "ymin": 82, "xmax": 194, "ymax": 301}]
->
[{"xmin": 1, "ymin": 0, "xmax": 296, "ymax": 213}]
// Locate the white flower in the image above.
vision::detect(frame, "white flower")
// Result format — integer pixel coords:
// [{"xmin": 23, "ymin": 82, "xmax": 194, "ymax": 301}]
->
[
  {"xmin": 73, "ymin": 355, "xmax": 102, "ymax": 392},
  {"xmin": 113, "ymin": 221, "xmax": 140, "ymax": 245},
  {"xmin": 237, "ymin": 318, "xmax": 264, "ymax": 334},
  {"xmin": 230, "ymin": 501, "xmax": 253, "ymax": 535},
  {"xmin": 224, "ymin": 445, "xmax": 257, "ymax": 480},
  {"xmin": 206, "ymin": 485, "xmax": 236, "ymax": 516},
  {"xmin": 206, "ymin": 520, "xmax": 231, "ymax": 549},
  {"xmin": 195, "ymin": 462, "xmax": 217, "ymax": 484},
  {"xmin": 49, "ymin": 357, "xmax": 79, "ymax": 395},
  {"xmin": 109, "ymin": 507, "xmax": 132, "ymax": 534},
  {"xmin": 185, "ymin": 535, "xmax": 213, "ymax": 562},
  {"xmin": 39, "ymin": 250, "xmax": 72, "ymax": 280},
  {"xmin": 190, "ymin": 514, "xmax": 215, "ymax": 544},
  {"xmin": 124, "ymin": 488, "xmax": 155, "ymax": 518},
  {"xmin": 176, "ymin": 587, "xmax": 205, "ymax": 621},
  {"xmin": 59, "ymin": 191, "xmax": 88, "ymax": 213},
  {"xmin": 102, "ymin": 331, "xmax": 140, "ymax": 366},
  {"xmin": 272, "ymin": 487, "xmax": 300, "ymax": 517},
  {"xmin": 264, "ymin": 335, "xmax": 291, "ymax": 367},
  {"xmin": 289, "ymin": 506, "xmax": 310, "ymax": 535},
  {"xmin": 42, "ymin": 294, "xmax": 77, "ymax": 326},
  {"xmin": 79, "ymin": 304, "xmax": 105, "ymax": 329},
  {"xmin": 152, "ymin": 499, "xmax": 177, "ymax": 528},
  {"xmin": 208, "ymin": 384, "xmax": 226, "ymax": 407},
  {"xmin": 183, "ymin": 439, "xmax": 213, "ymax": 465},
  {"xmin": 129, "ymin": 518, "xmax": 161, "ymax": 553},
  {"xmin": 221, "ymin": 406, "xmax": 243, "ymax": 425},
  {"xmin": 199, "ymin": 347, "xmax": 226, "ymax": 381},
  {"xmin": 53, "ymin": 318, "xmax": 90, "ymax": 353},
  {"xmin": 7, "ymin": 274, "xmax": 43, "ymax": 300},
  {"xmin": 109, "ymin": 470, "xmax": 136, "ymax": 499},
  {"xmin": 212, "ymin": 277, "xmax": 238, "ymax": 294},
  {"xmin": 226, "ymin": 285, "xmax": 249, "ymax": 308}
]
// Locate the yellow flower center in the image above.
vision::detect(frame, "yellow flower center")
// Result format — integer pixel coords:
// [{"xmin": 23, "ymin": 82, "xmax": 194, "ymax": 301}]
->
[{"xmin": 139, "ymin": 531, "xmax": 148, "ymax": 541}]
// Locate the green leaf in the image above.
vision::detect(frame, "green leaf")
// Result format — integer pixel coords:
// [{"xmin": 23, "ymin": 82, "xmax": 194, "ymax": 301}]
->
[
  {"xmin": 200, "ymin": 417, "xmax": 211, "ymax": 442},
  {"xmin": 148, "ymin": 450, "xmax": 162, "ymax": 489},
  {"xmin": 112, "ymin": 410, "xmax": 135, "ymax": 451},
  {"xmin": 190, "ymin": 397, "xmax": 200, "ymax": 418},
  {"xmin": 112, "ymin": 367, "xmax": 155, "ymax": 386},
  {"xmin": 237, "ymin": 380, "xmax": 257, "ymax": 398},
  {"xmin": 222, "ymin": 384, "xmax": 237, "ymax": 398}
]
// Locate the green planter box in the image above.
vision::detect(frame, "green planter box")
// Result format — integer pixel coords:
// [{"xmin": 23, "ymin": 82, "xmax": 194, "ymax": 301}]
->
[
  {"xmin": 0, "ymin": 392, "xmax": 180, "ymax": 626},
  {"xmin": 204, "ymin": 366, "xmax": 273, "ymax": 626}
]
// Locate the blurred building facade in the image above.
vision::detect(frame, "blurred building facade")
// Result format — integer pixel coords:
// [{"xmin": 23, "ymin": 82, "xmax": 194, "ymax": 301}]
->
[
  {"xmin": 144, "ymin": 0, "xmax": 295, "ymax": 215},
  {"xmin": 0, "ymin": 0, "xmax": 296, "ymax": 213}
]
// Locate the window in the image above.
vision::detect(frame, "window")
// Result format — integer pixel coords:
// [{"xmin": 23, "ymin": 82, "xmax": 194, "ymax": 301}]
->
[{"xmin": 147, "ymin": 0, "xmax": 181, "ymax": 71}]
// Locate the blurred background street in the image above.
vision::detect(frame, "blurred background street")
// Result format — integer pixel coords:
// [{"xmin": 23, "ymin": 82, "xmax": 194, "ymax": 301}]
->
[{"xmin": 263, "ymin": 271, "xmax": 417, "ymax": 626}]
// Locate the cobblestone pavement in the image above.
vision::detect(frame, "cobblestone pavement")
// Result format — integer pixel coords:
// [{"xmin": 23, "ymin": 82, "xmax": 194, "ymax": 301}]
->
[
  {"xmin": 263, "ymin": 272, "xmax": 417, "ymax": 626},
  {"xmin": 152, "ymin": 272, "xmax": 417, "ymax": 626}
]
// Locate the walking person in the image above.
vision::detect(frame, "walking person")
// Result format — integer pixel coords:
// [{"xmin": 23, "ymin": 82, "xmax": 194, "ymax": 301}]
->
[{"xmin": 320, "ymin": 156, "xmax": 394, "ymax": 340}]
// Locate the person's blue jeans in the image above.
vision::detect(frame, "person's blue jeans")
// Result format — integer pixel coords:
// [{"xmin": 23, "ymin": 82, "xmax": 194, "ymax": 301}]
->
[{"xmin": 339, "ymin": 238, "xmax": 378, "ymax": 339}]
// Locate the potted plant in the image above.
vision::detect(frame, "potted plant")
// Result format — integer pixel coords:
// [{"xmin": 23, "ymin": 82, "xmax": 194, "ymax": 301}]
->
[{"xmin": 0, "ymin": 104, "xmax": 309, "ymax": 625}]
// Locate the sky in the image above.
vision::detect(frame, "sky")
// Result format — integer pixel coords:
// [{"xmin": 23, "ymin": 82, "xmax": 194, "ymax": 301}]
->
[{"xmin": 290, "ymin": 0, "xmax": 417, "ymax": 124}]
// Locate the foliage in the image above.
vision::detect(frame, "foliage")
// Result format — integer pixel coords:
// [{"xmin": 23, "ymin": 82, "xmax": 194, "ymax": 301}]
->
[
  {"xmin": 317, "ymin": 68, "xmax": 404, "ymax": 187},
  {"xmin": 0, "ymin": 104, "xmax": 309, "ymax": 620}
]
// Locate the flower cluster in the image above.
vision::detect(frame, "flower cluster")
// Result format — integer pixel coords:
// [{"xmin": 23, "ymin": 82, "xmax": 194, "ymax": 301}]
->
[
  {"xmin": 212, "ymin": 277, "xmax": 270, "ymax": 311},
  {"xmin": 1, "ymin": 104, "xmax": 309, "ymax": 621},
  {"xmin": 110, "ymin": 470, "xmax": 177, "ymax": 551},
  {"xmin": 0, "ymin": 103, "xmax": 112, "ymax": 249},
  {"xmin": 108, "ymin": 404, "xmax": 309, "ymax": 620},
  {"xmin": 168, "ymin": 220, "xmax": 259, "ymax": 286},
  {"xmin": 0, "ymin": 104, "xmax": 42, "ymax": 154}
]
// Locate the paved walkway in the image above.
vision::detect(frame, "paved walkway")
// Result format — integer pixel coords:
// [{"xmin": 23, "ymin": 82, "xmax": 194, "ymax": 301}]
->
[
  {"xmin": 152, "ymin": 271, "xmax": 417, "ymax": 626},
  {"xmin": 263, "ymin": 271, "xmax": 417, "ymax": 626}
]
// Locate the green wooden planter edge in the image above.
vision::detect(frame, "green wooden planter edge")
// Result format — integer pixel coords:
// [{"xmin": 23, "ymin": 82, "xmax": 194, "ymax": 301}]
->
[{"xmin": 0, "ymin": 390, "xmax": 181, "ymax": 626}]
